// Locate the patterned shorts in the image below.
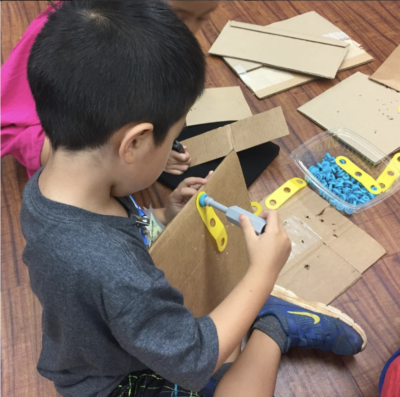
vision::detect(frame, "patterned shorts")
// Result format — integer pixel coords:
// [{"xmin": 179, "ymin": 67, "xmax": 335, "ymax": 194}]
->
[{"xmin": 109, "ymin": 371, "xmax": 202, "ymax": 397}]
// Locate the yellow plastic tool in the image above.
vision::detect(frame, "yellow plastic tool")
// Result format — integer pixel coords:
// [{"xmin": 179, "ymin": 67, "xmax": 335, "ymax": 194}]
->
[
  {"xmin": 336, "ymin": 156, "xmax": 381, "ymax": 195},
  {"xmin": 265, "ymin": 178, "xmax": 307, "ymax": 210},
  {"xmin": 196, "ymin": 192, "xmax": 228, "ymax": 252},
  {"xmin": 251, "ymin": 201, "xmax": 262, "ymax": 216},
  {"xmin": 376, "ymin": 153, "xmax": 400, "ymax": 193}
]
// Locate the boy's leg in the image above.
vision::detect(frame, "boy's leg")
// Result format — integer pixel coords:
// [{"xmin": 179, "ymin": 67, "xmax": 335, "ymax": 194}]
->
[
  {"xmin": 255, "ymin": 285, "xmax": 367, "ymax": 355},
  {"xmin": 214, "ymin": 285, "xmax": 366, "ymax": 397},
  {"xmin": 215, "ymin": 330, "xmax": 280, "ymax": 397}
]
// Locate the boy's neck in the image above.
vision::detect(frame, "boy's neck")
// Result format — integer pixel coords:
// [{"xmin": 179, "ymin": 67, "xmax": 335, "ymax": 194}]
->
[{"xmin": 38, "ymin": 150, "xmax": 128, "ymax": 218}]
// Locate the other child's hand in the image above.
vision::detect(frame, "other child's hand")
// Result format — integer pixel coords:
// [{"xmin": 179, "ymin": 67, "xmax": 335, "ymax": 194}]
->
[
  {"xmin": 164, "ymin": 147, "xmax": 191, "ymax": 175},
  {"xmin": 164, "ymin": 172, "xmax": 212, "ymax": 223}
]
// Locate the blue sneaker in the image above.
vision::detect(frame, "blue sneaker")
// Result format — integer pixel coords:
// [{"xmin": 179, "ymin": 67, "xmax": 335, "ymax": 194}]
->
[{"xmin": 256, "ymin": 285, "xmax": 367, "ymax": 355}]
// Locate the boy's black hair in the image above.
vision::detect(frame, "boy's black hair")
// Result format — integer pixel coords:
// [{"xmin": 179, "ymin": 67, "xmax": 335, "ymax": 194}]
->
[{"xmin": 28, "ymin": 0, "xmax": 205, "ymax": 150}]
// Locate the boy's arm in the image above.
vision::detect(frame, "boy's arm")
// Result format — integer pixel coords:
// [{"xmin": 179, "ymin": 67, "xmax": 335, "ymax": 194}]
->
[
  {"xmin": 153, "ymin": 205, "xmax": 290, "ymax": 371},
  {"xmin": 107, "ymin": 210, "xmax": 289, "ymax": 391},
  {"xmin": 209, "ymin": 211, "xmax": 291, "ymax": 370}
]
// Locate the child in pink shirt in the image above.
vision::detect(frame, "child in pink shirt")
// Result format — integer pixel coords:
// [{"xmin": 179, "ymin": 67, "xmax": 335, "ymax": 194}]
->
[
  {"xmin": 1, "ymin": 1, "xmax": 217, "ymax": 177},
  {"xmin": 1, "ymin": 4, "xmax": 53, "ymax": 177}
]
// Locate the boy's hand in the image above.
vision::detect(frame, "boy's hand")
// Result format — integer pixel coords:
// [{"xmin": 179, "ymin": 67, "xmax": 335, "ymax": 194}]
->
[
  {"xmin": 164, "ymin": 147, "xmax": 191, "ymax": 175},
  {"xmin": 164, "ymin": 172, "xmax": 212, "ymax": 224},
  {"xmin": 240, "ymin": 210, "xmax": 291, "ymax": 279}
]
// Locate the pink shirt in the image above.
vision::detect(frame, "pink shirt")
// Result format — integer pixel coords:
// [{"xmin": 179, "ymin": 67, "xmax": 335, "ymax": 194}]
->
[{"xmin": 1, "ymin": 4, "xmax": 59, "ymax": 177}]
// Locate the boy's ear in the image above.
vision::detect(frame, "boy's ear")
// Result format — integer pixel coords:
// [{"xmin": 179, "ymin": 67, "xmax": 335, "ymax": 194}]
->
[{"xmin": 119, "ymin": 123, "xmax": 154, "ymax": 164}]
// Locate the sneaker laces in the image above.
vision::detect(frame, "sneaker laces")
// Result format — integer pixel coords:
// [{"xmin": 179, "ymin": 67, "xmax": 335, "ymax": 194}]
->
[{"xmin": 304, "ymin": 333, "xmax": 331, "ymax": 350}]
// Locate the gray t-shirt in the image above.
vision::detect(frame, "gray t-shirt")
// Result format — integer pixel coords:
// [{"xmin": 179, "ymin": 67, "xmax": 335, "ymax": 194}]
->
[{"xmin": 20, "ymin": 170, "xmax": 219, "ymax": 397}]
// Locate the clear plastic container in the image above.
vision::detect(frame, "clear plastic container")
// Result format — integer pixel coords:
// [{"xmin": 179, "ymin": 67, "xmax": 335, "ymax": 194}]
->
[{"xmin": 290, "ymin": 127, "xmax": 400, "ymax": 214}]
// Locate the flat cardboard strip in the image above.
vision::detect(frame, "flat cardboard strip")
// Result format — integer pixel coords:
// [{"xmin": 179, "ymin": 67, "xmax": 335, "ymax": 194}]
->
[
  {"xmin": 230, "ymin": 21, "xmax": 348, "ymax": 48},
  {"xmin": 242, "ymin": 70, "xmax": 313, "ymax": 100},
  {"xmin": 181, "ymin": 106, "xmax": 289, "ymax": 166},
  {"xmin": 209, "ymin": 21, "xmax": 349, "ymax": 79}
]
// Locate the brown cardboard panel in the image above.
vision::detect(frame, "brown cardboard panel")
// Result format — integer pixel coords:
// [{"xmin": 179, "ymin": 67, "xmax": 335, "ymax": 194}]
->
[
  {"xmin": 209, "ymin": 21, "xmax": 349, "ymax": 79},
  {"xmin": 222, "ymin": 12, "xmax": 373, "ymax": 99},
  {"xmin": 181, "ymin": 106, "xmax": 289, "ymax": 167},
  {"xmin": 259, "ymin": 187, "xmax": 385, "ymax": 303},
  {"xmin": 298, "ymin": 72, "xmax": 400, "ymax": 163},
  {"xmin": 235, "ymin": 50, "xmax": 373, "ymax": 100},
  {"xmin": 370, "ymin": 45, "xmax": 400, "ymax": 92},
  {"xmin": 267, "ymin": 10, "xmax": 346, "ymax": 36},
  {"xmin": 253, "ymin": 74, "xmax": 315, "ymax": 100},
  {"xmin": 150, "ymin": 151, "xmax": 251, "ymax": 317},
  {"xmin": 328, "ymin": 226, "xmax": 387, "ymax": 273},
  {"xmin": 186, "ymin": 86, "xmax": 253, "ymax": 126},
  {"xmin": 279, "ymin": 242, "xmax": 324, "ymax": 277},
  {"xmin": 182, "ymin": 126, "xmax": 233, "ymax": 166},
  {"xmin": 276, "ymin": 245, "xmax": 361, "ymax": 304},
  {"xmin": 340, "ymin": 52, "xmax": 375, "ymax": 71}
]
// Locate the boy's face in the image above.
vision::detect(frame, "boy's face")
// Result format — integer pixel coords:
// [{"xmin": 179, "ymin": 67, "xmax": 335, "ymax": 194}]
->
[
  {"xmin": 111, "ymin": 116, "xmax": 186, "ymax": 197},
  {"xmin": 168, "ymin": 1, "xmax": 218, "ymax": 33}
]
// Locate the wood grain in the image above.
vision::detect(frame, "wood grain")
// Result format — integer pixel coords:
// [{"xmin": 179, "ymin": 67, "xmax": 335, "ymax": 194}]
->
[{"xmin": 2, "ymin": 1, "xmax": 400, "ymax": 396}]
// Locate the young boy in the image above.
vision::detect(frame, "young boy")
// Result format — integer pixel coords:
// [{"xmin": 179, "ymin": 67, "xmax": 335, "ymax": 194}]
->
[
  {"xmin": 1, "ymin": 0, "xmax": 217, "ymax": 177},
  {"xmin": 21, "ymin": 1, "xmax": 366, "ymax": 397}
]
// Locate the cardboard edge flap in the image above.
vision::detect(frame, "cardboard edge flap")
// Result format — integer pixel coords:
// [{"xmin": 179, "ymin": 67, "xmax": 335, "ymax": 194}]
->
[
  {"xmin": 186, "ymin": 86, "xmax": 253, "ymax": 126},
  {"xmin": 229, "ymin": 20, "xmax": 349, "ymax": 48},
  {"xmin": 182, "ymin": 106, "xmax": 289, "ymax": 167}
]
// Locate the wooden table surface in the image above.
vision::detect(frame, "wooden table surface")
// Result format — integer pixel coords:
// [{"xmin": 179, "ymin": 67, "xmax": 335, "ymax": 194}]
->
[{"xmin": 2, "ymin": 1, "xmax": 400, "ymax": 396}]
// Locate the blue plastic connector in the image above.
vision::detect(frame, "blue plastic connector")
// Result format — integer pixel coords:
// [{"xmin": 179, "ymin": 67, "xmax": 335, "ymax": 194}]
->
[
  {"xmin": 199, "ymin": 194, "xmax": 208, "ymax": 207},
  {"xmin": 308, "ymin": 152, "xmax": 376, "ymax": 213}
]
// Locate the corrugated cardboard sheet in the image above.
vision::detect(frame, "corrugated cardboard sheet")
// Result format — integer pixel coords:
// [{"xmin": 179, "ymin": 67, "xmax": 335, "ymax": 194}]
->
[
  {"xmin": 224, "ymin": 11, "xmax": 373, "ymax": 99},
  {"xmin": 150, "ymin": 152, "xmax": 251, "ymax": 317},
  {"xmin": 298, "ymin": 72, "xmax": 400, "ymax": 163},
  {"xmin": 150, "ymin": 152, "xmax": 385, "ymax": 316},
  {"xmin": 186, "ymin": 86, "xmax": 253, "ymax": 126},
  {"xmin": 259, "ymin": 187, "xmax": 386, "ymax": 304},
  {"xmin": 370, "ymin": 45, "xmax": 400, "ymax": 92},
  {"xmin": 209, "ymin": 20, "xmax": 349, "ymax": 79},
  {"xmin": 182, "ymin": 106, "xmax": 289, "ymax": 166}
]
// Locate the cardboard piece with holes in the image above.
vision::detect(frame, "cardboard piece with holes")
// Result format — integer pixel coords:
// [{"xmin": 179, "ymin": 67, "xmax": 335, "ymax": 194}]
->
[
  {"xmin": 258, "ymin": 187, "xmax": 386, "ymax": 304},
  {"xmin": 149, "ymin": 151, "xmax": 251, "ymax": 317},
  {"xmin": 298, "ymin": 72, "xmax": 400, "ymax": 163}
]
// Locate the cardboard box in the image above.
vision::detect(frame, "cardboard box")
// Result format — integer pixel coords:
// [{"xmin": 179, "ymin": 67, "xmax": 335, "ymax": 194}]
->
[
  {"xmin": 182, "ymin": 106, "xmax": 289, "ymax": 166},
  {"xmin": 186, "ymin": 86, "xmax": 252, "ymax": 126},
  {"xmin": 298, "ymin": 72, "xmax": 400, "ymax": 163},
  {"xmin": 209, "ymin": 20, "xmax": 349, "ymax": 79},
  {"xmin": 370, "ymin": 45, "xmax": 400, "ymax": 92},
  {"xmin": 259, "ymin": 187, "xmax": 386, "ymax": 303},
  {"xmin": 223, "ymin": 11, "xmax": 374, "ymax": 99}
]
